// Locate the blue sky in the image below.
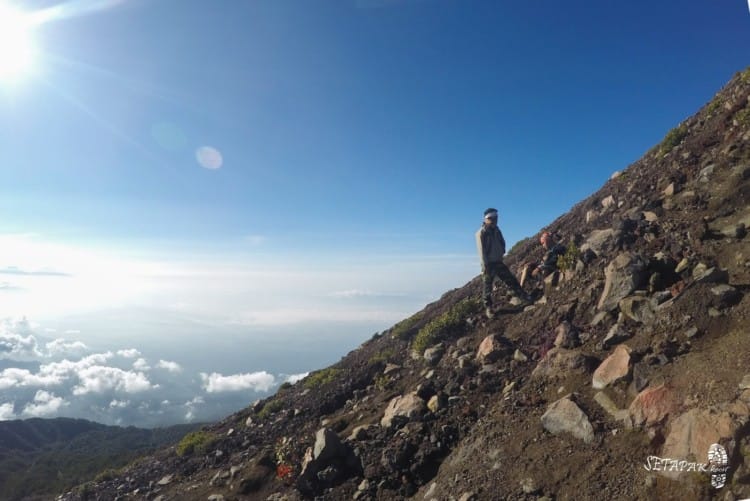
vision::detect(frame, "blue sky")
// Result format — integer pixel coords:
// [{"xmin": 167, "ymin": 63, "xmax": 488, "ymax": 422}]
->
[{"xmin": 0, "ymin": 0, "xmax": 747, "ymax": 426}]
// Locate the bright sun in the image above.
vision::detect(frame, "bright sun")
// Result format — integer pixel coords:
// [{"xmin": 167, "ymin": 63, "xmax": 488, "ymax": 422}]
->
[{"xmin": 0, "ymin": 3, "xmax": 36, "ymax": 81}]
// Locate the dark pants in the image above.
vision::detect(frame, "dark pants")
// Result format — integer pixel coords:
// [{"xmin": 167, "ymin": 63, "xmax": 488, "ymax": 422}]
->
[{"xmin": 482, "ymin": 261, "xmax": 525, "ymax": 307}]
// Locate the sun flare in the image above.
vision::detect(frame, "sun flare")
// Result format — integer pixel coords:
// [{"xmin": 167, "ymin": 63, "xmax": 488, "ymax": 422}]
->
[{"xmin": 0, "ymin": 3, "xmax": 36, "ymax": 81}]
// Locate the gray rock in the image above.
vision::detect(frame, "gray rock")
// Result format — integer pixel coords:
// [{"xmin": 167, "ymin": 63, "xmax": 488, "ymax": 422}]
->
[
  {"xmin": 711, "ymin": 284, "xmax": 742, "ymax": 308},
  {"xmin": 591, "ymin": 311, "xmax": 611, "ymax": 327},
  {"xmin": 383, "ymin": 363, "xmax": 401, "ymax": 375},
  {"xmin": 520, "ymin": 477, "xmax": 539, "ymax": 494},
  {"xmin": 423, "ymin": 344, "xmax": 445, "ymax": 366},
  {"xmin": 594, "ymin": 391, "xmax": 629, "ymax": 421},
  {"xmin": 207, "ymin": 496, "xmax": 225, "ymax": 501},
  {"xmin": 381, "ymin": 393, "xmax": 425, "ymax": 428},
  {"xmin": 619, "ymin": 296, "xmax": 656, "ymax": 324},
  {"xmin": 581, "ymin": 229, "xmax": 615, "ymax": 254},
  {"xmin": 314, "ymin": 428, "xmax": 346, "ymax": 461},
  {"xmin": 458, "ymin": 493, "xmax": 477, "ymax": 501},
  {"xmin": 601, "ymin": 195, "xmax": 615, "ymax": 209},
  {"xmin": 603, "ymin": 324, "xmax": 632, "ymax": 349},
  {"xmin": 699, "ymin": 164, "xmax": 715, "ymax": 182},
  {"xmin": 513, "ymin": 349, "xmax": 528, "ymax": 362},
  {"xmin": 157, "ymin": 475, "xmax": 173, "ymax": 486},
  {"xmin": 541, "ymin": 396, "xmax": 595, "ymax": 443},
  {"xmin": 554, "ymin": 321, "xmax": 580, "ymax": 349},
  {"xmin": 597, "ymin": 253, "xmax": 648, "ymax": 311},
  {"xmin": 739, "ymin": 375, "xmax": 750, "ymax": 390},
  {"xmin": 592, "ymin": 344, "xmax": 631, "ymax": 389},
  {"xmin": 693, "ymin": 265, "xmax": 729, "ymax": 284},
  {"xmin": 685, "ymin": 326, "xmax": 700, "ymax": 339}
]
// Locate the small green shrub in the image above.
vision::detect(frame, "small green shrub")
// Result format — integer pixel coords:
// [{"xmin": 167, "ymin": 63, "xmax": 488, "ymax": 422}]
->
[
  {"xmin": 735, "ymin": 107, "xmax": 750, "ymax": 126},
  {"xmin": 303, "ymin": 367, "xmax": 340, "ymax": 389},
  {"xmin": 557, "ymin": 243, "xmax": 581, "ymax": 272},
  {"xmin": 176, "ymin": 431, "xmax": 216, "ymax": 456},
  {"xmin": 741, "ymin": 67, "xmax": 750, "ymax": 84},
  {"xmin": 390, "ymin": 312, "xmax": 424, "ymax": 339},
  {"xmin": 659, "ymin": 124, "xmax": 688, "ymax": 155},
  {"xmin": 93, "ymin": 468, "xmax": 118, "ymax": 483},
  {"xmin": 412, "ymin": 297, "xmax": 481, "ymax": 354},
  {"xmin": 257, "ymin": 399, "xmax": 284, "ymax": 419},
  {"xmin": 706, "ymin": 97, "xmax": 722, "ymax": 115},
  {"xmin": 368, "ymin": 348, "xmax": 395, "ymax": 365},
  {"xmin": 374, "ymin": 374, "xmax": 391, "ymax": 391},
  {"xmin": 278, "ymin": 381, "xmax": 292, "ymax": 391}
]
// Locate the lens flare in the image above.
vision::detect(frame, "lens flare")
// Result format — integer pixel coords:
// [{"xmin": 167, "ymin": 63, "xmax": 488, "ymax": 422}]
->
[{"xmin": 0, "ymin": 3, "xmax": 36, "ymax": 81}]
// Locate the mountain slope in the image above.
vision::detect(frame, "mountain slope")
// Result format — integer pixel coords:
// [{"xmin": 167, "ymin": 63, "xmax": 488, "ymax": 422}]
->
[
  {"xmin": 58, "ymin": 67, "xmax": 750, "ymax": 501},
  {"xmin": 0, "ymin": 418, "xmax": 198, "ymax": 501}
]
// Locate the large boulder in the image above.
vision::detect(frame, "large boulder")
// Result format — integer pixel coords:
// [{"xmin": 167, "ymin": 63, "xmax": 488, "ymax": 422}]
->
[
  {"xmin": 660, "ymin": 408, "xmax": 738, "ymax": 480},
  {"xmin": 380, "ymin": 392, "xmax": 426, "ymax": 428},
  {"xmin": 592, "ymin": 344, "xmax": 631, "ymax": 389},
  {"xmin": 597, "ymin": 253, "xmax": 648, "ymax": 311},
  {"xmin": 298, "ymin": 428, "xmax": 362, "ymax": 495},
  {"xmin": 580, "ymin": 229, "xmax": 615, "ymax": 255},
  {"xmin": 628, "ymin": 384, "xmax": 680, "ymax": 428},
  {"xmin": 541, "ymin": 395, "xmax": 595, "ymax": 444},
  {"xmin": 476, "ymin": 334, "xmax": 513, "ymax": 363}
]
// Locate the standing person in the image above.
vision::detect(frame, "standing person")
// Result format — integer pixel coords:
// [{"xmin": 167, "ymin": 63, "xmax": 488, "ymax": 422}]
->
[{"xmin": 476, "ymin": 208, "xmax": 531, "ymax": 318}]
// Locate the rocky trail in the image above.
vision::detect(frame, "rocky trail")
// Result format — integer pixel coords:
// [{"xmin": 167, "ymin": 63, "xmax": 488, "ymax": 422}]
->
[{"xmin": 58, "ymin": 68, "xmax": 750, "ymax": 501}]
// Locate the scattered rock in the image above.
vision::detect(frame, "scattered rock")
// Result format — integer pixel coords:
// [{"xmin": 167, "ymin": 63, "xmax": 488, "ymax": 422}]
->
[
  {"xmin": 458, "ymin": 493, "xmax": 477, "ymax": 501},
  {"xmin": 520, "ymin": 477, "xmax": 539, "ymax": 494},
  {"xmin": 711, "ymin": 284, "xmax": 742, "ymax": 308},
  {"xmin": 739, "ymin": 375, "xmax": 750, "ymax": 390},
  {"xmin": 590, "ymin": 311, "xmax": 611, "ymax": 327},
  {"xmin": 383, "ymin": 363, "xmax": 401, "ymax": 375},
  {"xmin": 628, "ymin": 384, "xmax": 679, "ymax": 428},
  {"xmin": 541, "ymin": 395, "xmax": 595, "ymax": 444},
  {"xmin": 157, "ymin": 475, "xmax": 173, "ymax": 486},
  {"xmin": 601, "ymin": 195, "xmax": 616, "ymax": 209},
  {"xmin": 207, "ymin": 495, "xmax": 225, "ymax": 501},
  {"xmin": 476, "ymin": 334, "xmax": 513, "ymax": 363},
  {"xmin": 684, "ymin": 326, "xmax": 700, "ymax": 339},
  {"xmin": 693, "ymin": 265, "xmax": 729, "ymax": 284},
  {"xmin": 602, "ymin": 324, "xmax": 632, "ymax": 349},
  {"xmin": 592, "ymin": 344, "xmax": 631, "ymax": 389},
  {"xmin": 513, "ymin": 349, "xmax": 528, "ymax": 362},
  {"xmin": 531, "ymin": 348, "xmax": 590, "ymax": 380},
  {"xmin": 642, "ymin": 211, "xmax": 658, "ymax": 222},
  {"xmin": 597, "ymin": 253, "xmax": 648, "ymax": 311},
  {"xmin": 554, "ymin": 321, "xmax": 580, "ymax": 349},
  {"xmin": 675, "ymin": 258, "xmax": 690, "ymax": 274},
  {"xmin": 423, "ymin": 344, "xmax": 445, "ymax": 366},
  {"xmin": 594, "ymin": 391, "xmax": 628, "ymax": 421},
  {"xmin": 381, "ymin": 393, "xmax": 426, "ymax": 428},
  {"xmin": 348, "ymin": 425, "xmax": 374, "ymax": 441},
  {"xmin": 619, "ymin": 296, "xmax": 656, "ymax": 324},
  {"xmin": 581, "ymin": 229, "xmax": 615, "ymax": 255}
]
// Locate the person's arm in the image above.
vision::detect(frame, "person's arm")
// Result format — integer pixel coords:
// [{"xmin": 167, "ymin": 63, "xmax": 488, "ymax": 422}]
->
[
  {"xmin": 497, "ymin": 228, "xmax": 506, "ymax": 256},
  {"xmin": 476, "ymin": 229, "xmax": 488, "ymax": 272}
]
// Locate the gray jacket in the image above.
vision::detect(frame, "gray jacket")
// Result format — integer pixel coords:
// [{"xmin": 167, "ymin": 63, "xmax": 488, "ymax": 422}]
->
[{"xmin": 476, "ymin": 224, "xmax": 506, "ymax": 272}]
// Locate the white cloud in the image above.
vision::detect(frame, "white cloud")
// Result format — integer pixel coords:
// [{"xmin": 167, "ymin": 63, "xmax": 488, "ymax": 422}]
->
[
  {"xmin": 46, "ymin": 338, "xmax": 88, "ymax": 357},
  {"xmin": 200, "ymin": 371, "xmax": 276, "ymax": 393},
  {"xmin": 156, "ymin": 359, "xmax": 181, "ymax": 373},
  {"xmin": 231, "ymin": 308, "xmax": 407, "ymax": 327},
  {"xmin": 109, "ymin": 399, "xmax": 129, "ymax": 408},
  {"xmin": 22, "ymin": 390, "xmax": 66, "ymax": 417},
  {"xmin": 185, "ymin": 409, "xmax": 195, "ymax": 421},
  {"xmin": 0, "ymin": 402, "xmax": 15, "ymax": 420},
  {"xmin": 0, "ymin": 367, "xmax": 64, "ymax": 389},
  {"xmin": 117, "ymin": 348, "xmax": 141, "ymax": 358},
  {"xmin": 185, "ymin": 396, "xmax": 204, "ymax": 406},
  {"xmin": 133, "ymin": 358, "xmax": 150, "ymax": 371},
  {"xmin": 0, "ymin": 318, "xmax": 42, "ymax": 360},
  {"xmin": 72, "ymin": 366, "xmax": 153, "ymax": 395},
  {"xmin": 285, "ymin": 372, "xmax": 309, "ymax": 384}
]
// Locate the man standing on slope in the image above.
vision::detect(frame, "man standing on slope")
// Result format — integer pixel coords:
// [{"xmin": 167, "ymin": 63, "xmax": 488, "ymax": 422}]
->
[{"xmin": 476, "ymin": 208, "xmax": 531, "ymax": 318}]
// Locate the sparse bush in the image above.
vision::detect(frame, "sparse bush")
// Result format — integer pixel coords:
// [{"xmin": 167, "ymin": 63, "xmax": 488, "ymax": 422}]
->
[
  {"xmin": 176, "ymin": 430, "xmax": 216, "ymax": 456},
  {"xmin": 390, "ymin": 312, "xmax": 424, "ymax": 339},
  {"xmin": 257, "ymin": 399, "xmax": 284, "ymax": 419},
  {"xmin": 412, "ymin": 297, "xmax": 481, "ymax": 354},
  {"xmin": 659, "ymin": 124, "xmax": 688, "ymax": 155},
  {"xmin": 93, "ymin": 468, "xmax": 118, "ymax": 483},
  {"xmin": 735, "ymin": 107, "xmax": 750, "ymax": 126},
  {"xmin": 557, "ymin": 243, "xmax": 581, "ymax": 272},
  {"xmin": 278, "ymin": 381, "xmax": 292, "ymax": 391},
  {"xmin": 368, "ymin": 348, "xmax": 395, "ymax": 365},
  {"xmin": 741, "ymin": 67, "xmax": 750, "ymax": 84},
  {"xmin": 706, "ymin": 97, "xmax": 722, "ymax": 115},
  {"xmin": 303, "ymin": 367, "xmax": 340, "ymax": 389},
  {"xmin": 374, "ymin": 374, "xmax": 391, "ymax": 391}
]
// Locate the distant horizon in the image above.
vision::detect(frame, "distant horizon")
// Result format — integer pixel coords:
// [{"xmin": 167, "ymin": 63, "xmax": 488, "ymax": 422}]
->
[{"xmin": 0, "ymin": 0, "xmax": 747, "ymax": 427}]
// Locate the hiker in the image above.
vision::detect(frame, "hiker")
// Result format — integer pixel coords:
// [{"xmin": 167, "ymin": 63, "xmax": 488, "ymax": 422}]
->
[
  {"xmin": 476, "ymin": 208, "xmax": 531, "ymax": 318},
  {"xmin": 519, "ymin": 231, "xmax": 567, "ymax": 288}
]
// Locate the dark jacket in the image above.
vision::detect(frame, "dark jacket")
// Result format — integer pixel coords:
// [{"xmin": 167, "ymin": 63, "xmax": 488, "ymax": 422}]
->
[
  {"xmin": 539, "ymin": 244, "xmax": 566, "ymax": 273},
  {"xmin": 475, "ymin": 224, "xmax": 506, "ymax": 272}
]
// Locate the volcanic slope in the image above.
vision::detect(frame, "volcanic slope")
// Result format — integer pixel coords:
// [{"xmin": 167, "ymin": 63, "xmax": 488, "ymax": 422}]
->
[{"xmin": 59, "ymin": 67, "xmax": 750, "ymax": 501}]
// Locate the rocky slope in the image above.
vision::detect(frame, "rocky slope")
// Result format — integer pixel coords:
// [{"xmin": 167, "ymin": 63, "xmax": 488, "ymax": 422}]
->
[{"xmin": 58, "ymin": 67, "xmax": 750, "ymax": 501}]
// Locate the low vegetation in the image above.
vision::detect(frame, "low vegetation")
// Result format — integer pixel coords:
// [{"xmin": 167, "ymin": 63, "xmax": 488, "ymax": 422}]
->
[
  {"xmin": 368, "ymin": 348, "xmax": 396, "ymax": 365},
  {"xmin": 390, "ymin": 312, "xmax": 424, "ymax": 339},
  {"xmin": 257, "ymin": 399, "xmax": 285, "ymax": 419},
  {"xmin": 176, "ymin": 430, "xmax": 216, "ymax": 456},
  {"xmin": 303, "ymin": 367, "xmax": 341, "ymax": 389},
  {"xmin": 659, "ymin": 124, "xmax": 688, "ymax": 156},
  {"xmin": 557, "ymin": 243, "xmax": 581, "ymax": 272},
  {"xmin": 412, "ymin": 297, "xmax": 481, "ymax": 354}
]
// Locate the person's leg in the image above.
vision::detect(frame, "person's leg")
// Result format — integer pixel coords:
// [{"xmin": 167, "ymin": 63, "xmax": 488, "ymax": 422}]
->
[
  {"xmin": 482, "ymin": 265, "xmax": 495, "ymax": 308},
  {"xmin": 495, "ymin": 261, "xmax": 527, "ymax": 299}
]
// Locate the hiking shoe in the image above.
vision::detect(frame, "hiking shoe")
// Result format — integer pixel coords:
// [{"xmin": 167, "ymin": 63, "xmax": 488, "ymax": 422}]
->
[{"xmin": 485, "ymin": 307, "xmax": 495, "ymax": 319}]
